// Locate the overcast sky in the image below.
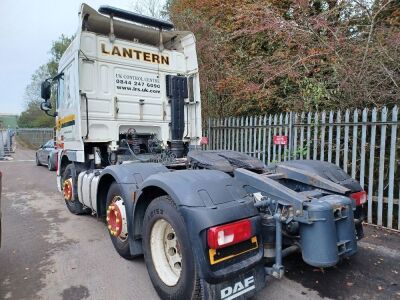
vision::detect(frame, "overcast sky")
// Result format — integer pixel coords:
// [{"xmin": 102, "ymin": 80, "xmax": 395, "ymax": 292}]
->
[{"xmin": 0, "ymin": 0, "xmax": 135, "ymax": 115}]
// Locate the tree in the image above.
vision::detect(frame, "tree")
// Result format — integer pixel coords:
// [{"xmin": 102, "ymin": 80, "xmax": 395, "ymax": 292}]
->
[
  {"xmin": 130, "ymin": 0, "xmax": 168, "ymax": 19},
  {"xmin": 18, "ymin": 35, "xmax": 73, "ymax": 128},
  {"xmin": 167, "ymin": 0, "xmax": 399, "ymax": 118},
  {"xmin": 47, "ymin": 35, "xmax": 74, "ymax": 77}
]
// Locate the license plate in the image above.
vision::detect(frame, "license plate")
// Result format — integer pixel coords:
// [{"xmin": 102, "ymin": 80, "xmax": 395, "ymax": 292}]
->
[{"xmin": 209, "ymin": 236, "xmax": 258, "ymax": 265}]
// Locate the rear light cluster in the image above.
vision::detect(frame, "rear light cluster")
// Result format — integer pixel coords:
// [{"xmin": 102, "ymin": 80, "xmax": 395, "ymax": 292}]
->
[
  {"xmin": 207, "ymin": 219, "xmax": 252, "ymax": 249},
  {"xmin": 350, "ymin": 191, "xmax": 367, "ymax": 206}
]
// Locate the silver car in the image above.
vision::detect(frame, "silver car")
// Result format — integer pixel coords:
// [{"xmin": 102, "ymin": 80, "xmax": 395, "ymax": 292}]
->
[{"xmin": 35, "ymin": 139, "xmax": 57, "ymax": 171}]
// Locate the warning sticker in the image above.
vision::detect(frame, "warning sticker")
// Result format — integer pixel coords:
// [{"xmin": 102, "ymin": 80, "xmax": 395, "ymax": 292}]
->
[
  {"xmin": 114, "ymin": 69, "xmax": 161, "ymax": 98},
  {"xmin": 273, "ymin": 135, "xmax": 288, "ymax": 145}
]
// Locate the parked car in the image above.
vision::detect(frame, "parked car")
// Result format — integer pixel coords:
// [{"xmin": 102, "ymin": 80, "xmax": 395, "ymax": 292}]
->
[{"xmin": 35, "ymin": 139, "xmax": 57, "ymax": 171}]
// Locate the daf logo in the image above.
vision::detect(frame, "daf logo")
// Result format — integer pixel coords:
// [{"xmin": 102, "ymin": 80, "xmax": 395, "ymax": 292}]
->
[{"xmin": 220, "ymin": 276, "xmax": 255, "ymax": 300}]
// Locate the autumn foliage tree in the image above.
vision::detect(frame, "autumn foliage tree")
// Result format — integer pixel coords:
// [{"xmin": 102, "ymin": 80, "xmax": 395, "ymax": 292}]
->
[
  {"xmin": 167, "ymin": 0, "xmax": 400, "ymax": 118},
  {"xmin": 18, "ymin": 35, "xmax": 73, "ymax": 128}
]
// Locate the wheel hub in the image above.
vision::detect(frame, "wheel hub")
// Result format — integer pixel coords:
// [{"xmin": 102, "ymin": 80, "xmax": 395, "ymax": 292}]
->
[
  {"xmin": 150, "ymin": 219, "xmax": 182, "ymax": 286},
  {"xmin": 63, "ymin": 179, "xmax": 73, "ymax": 201},
  {"xmin": 106, "ymin": 196, "xmax": 128, "ymax": 240},
  {"xmin": 164, "ymin": 225, "xmax": 182, "ymax": 276}
]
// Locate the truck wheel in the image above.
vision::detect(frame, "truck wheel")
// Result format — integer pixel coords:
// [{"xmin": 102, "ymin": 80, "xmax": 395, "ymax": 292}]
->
[
  {"xmin": 143, "ymin": 196, "xmax": 201, "ymax": 300},
  {"xmin": 105, "ymin": 182, "xmax": 133, "ymax": 259},
  {"xmin": 63, "ymin": 164, "xmax": 90, "ymax": 215},
  {"xmin": 36, "ymin": 154, "xmax": 41, "ymax": 166}
]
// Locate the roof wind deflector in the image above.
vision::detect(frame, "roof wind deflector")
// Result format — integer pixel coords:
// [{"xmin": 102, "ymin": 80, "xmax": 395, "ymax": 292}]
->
[{"xmin": 98, "ymin": 5, "xmax": 174, "ymax": 30}]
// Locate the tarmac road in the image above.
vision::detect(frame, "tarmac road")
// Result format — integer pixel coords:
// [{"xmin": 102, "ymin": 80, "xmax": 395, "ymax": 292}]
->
[{"xmin": 0, "ymin": 146, "xmax": 399, "ymax": 300}]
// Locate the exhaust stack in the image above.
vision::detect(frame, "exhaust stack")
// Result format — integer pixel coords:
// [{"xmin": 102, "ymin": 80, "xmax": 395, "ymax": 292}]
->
[{"xmin": 166, "ymin": 75, "xmax": 187, "ymax": 158}]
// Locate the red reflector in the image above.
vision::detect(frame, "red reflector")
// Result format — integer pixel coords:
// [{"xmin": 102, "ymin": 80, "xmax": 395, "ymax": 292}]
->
[
  {"xmin": 207, "ymin": 219, "xmax": 251, "ymax": 249},
  {"xmin": 350, "ymin": 191, "xmax": 367, "ymax": 206}
]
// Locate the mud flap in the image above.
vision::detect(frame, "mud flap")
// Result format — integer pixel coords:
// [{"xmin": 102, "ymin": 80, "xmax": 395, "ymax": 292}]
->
[{"xmin": 201, "ymin": 264, "xmax": 266, "ymax": 300}]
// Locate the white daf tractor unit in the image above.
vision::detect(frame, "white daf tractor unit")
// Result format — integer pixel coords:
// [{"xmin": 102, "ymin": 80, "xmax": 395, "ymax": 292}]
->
[{"xmin": 40, "ymin": 4, "xmax": 366, "ymax": 300}]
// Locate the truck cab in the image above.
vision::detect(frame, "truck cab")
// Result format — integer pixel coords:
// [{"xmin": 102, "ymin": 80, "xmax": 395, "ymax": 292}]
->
[{"xmin": 40, "ymin": 4, "xmax": 201, "ymax": 190}]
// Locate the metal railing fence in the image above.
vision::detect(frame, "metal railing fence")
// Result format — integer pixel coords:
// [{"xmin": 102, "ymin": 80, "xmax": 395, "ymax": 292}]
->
[
  {"xmin": 16, "ymin": 128, "xmax": 54, "ymax": 149},
  {"xmin": 0, "ymin": 129, "xmax": 16, "ymax": 159},
  {"xmin": 206, "ymin": 106, "xmax": 399, "ymax": 230}
]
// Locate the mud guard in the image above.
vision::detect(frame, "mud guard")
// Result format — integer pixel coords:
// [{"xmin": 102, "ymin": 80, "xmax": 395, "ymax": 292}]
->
[
  {"xmin": 201, "ymin": 264, "xmax": 266, "ymax": 300},
  {"xmin": 99, "ymin": 166, "xmax": 266, "ymax": 295},
  {"xmin": 137, "ymin": 170, "xmax": 264, "ymax": 284},
  {"xmin": 97, "ymin": 163, "xmax": 169, "ymax": 256}
]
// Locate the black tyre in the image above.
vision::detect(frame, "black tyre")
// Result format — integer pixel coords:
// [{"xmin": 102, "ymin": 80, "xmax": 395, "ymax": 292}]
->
[
  {"xmin": 35, "ymin": 154, "xmax": 41, "ymax": 166},
  {"xmin": 48, "ymin": 157, "xmax": 55, "ymax": 171},
  {"xmin": 63, "ymin": 164, "xmax": 90, "ymax": 215},
  {"xmin": 143, "ymin": 196, "xmax": 201, "ymax": 300},
  {"xmin": 105, "ymin": 182, "xmax": 133, "ymax": 259}
]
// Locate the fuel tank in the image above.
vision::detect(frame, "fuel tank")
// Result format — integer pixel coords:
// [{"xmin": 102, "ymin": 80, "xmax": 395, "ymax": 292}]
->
[{"xmin": 77, "ymin": 170, "xmax": 102, "ymax": 211}]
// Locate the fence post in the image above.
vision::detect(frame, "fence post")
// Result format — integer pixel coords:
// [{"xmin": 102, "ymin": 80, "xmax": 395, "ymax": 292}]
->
[
  {"xmin": 263, "ymin": 115, "xmax": 267, "ymax": 163},
  {"xmin": 253, "ymin": 116, "xmax": 258, "ymax": 158},
  {"xmin": 257, "ymin": 116, "xmax": 262, "ymax": 160},
  {"xmin": 229, "ymin": 118, "xmax": 233, "ymax": 151},
  {"xmin": 244, "ymin": 117, "xmax": 248, "ymax": 154},
  {"xmin": 267, "ymin": 115, "xmax": 272, "ymax": 163},
  {"xmin": 240, "ymin": 117, "xmax": 244, "ymax": 153},
  {"xmin": 351, "ymin": 109, "xmax": 359, "ymax": 179},
  {"xmin": 320, "ymin": 111, "xmax": 326, "ymax": 161},
  {"xmin": 328, "ymin": 111, "xmax": 334, "ymax": 163},
  {"xmin": 313, "ymin": 112, "xmax": 319, "ymax": 160},
  {"xmin": 273, "ymin": 114, "xmax": 278, "ymax": 161},
  {"xmin": 212, "ymin": 118, "xmax": 216, "ymax": 150},
  {"xmin": 387, "ymin": 106, "xmax": 398, "ymax": 228},
  {"xmin": 288, "ymin": 112, "xmax": 293, "ymax": 160},
  {"xmin": 216, "ymin": 118, "xmax": 220, "ymax": 149},
  {"xmin": 335, "ymin": 110, "xmax": 342, "ymax": 167},
  {"xmin": 293, "ymin": 113, "xmax": 298, "ymax": 159},
  {"xmin": 368, "ymin": 108, "xmax": 377, "ymax": 223},
  {"xmin": 306, "ymin": 112, "xmax": 312, "ymax": 160},
  {"xmin": 377, "ymin": 107, "xmax": 387, "ymax": 226},
  {"xmin": 207, "ymin": 118, "xmax": 212, "ymax": 150},
  {"xmin": 278, "ymin": 114, "xmax": 283, "ymax": 162},
  {"xmin": 223, "ymin": 118, "xmax": 227, "ymax": 150},
  {"xmin": 284, "ymin": 113, "xmax": 289, "ymax": 161},
  {"xmin": 300, "ymin": 112, "xmax": 305, "ymax": 160},
  {"xmin": 343, "ymin": 109, "xmax": 350, "ymax": 173},
  {"xmin": 249, "ymin": 117, "xmax": 254, "ymax": 156},
  {"xmin": 360, "ymin": 108, "xmax": 368, "ymax": 189},
  {"xmin": 235, "ymin": 117, "xmax": 239, "ymax": 151}
]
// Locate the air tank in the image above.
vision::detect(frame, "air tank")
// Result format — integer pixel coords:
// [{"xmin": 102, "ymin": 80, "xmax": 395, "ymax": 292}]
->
[{"xmin": 299, "ymin": 195, "xmax": 357, "ymax": 267}]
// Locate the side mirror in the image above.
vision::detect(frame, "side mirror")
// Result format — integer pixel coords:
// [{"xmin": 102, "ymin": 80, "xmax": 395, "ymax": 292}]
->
[
  {"xmin": 39, "ymin": 79, "xmax": 57, "ymax": 117},
  {"xmin": 40, "ymin": 101, "xmax": 52, "ymax": 111},
  {"xmin": 41, "ymin": 80, "xmax": 51, "ymax": 100}
]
